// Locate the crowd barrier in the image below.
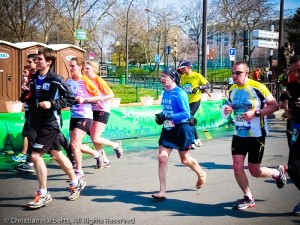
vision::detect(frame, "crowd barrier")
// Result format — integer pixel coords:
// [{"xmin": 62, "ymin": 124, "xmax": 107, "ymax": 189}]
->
[{"xmin": 0, "ymin": 100, "xmax": 228, "ymax": 151}]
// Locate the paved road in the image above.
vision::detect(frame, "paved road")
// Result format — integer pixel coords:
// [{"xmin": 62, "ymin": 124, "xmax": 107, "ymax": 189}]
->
[{"xmin": 0, "ymin": 115, "xmax": 299, "ymax": 225}]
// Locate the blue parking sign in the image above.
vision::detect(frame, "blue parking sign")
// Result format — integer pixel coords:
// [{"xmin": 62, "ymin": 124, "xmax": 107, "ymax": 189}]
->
[
  {"xmin": 154, "ymin": 54, "xmax": 160, "ymax": 63},
  {"xmin": 229, "ymin": 48, "xmax": 236, "ymax": 56}
]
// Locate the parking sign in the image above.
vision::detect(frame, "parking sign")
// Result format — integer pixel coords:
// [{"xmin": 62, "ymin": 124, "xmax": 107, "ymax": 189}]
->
[
  {"xmin": 229, "ymin": 48, "xmax": 236, "ymax": 56},
  {"xmin": 229, "ymin": 48, "xmax": 236, "ymax": 61},
  {"xmin": 154, "ymin": 54, "xmax": 160, "ymax": 63}
]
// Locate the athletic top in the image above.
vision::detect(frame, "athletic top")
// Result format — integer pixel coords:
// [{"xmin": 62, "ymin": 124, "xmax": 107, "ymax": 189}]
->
[
  {"xmin": 67, "ymin": 75, "xmax": 100, "ymax": 119},
  {"xmin": 161, "ymin": 86, "xmax": 191, "ymax": 124},
  {"xmin": 228, "ymin": 79, "xmax": 273, "ymax": 137},
  {"xmin": 20, "ymin": 70, "xmax": 75, "ymax": 128},
  {"xmin": 90, "ymin": 76, "xmax": 113, "ymax": 112},
  {"xmin": 180, "ymin": 71, "xmax": 209, "ymax": 103}
]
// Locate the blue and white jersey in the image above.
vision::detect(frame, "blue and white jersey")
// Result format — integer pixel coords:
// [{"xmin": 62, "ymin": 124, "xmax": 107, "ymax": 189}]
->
[{"xmin": 228, "ymin": 79, "xmax": 273, "ymax": 137}]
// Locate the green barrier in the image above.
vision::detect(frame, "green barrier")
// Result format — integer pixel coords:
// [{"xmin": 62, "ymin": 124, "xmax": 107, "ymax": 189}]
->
[{"xmin": 0, "ymin": 100, "xmax": 228, "ymax": 151}]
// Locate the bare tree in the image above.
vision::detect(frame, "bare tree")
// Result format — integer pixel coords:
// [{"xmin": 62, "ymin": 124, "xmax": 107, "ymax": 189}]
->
[
  {"xmin": 178, "ymin": 0, "xmax": 219, "ymax": 72},
  {"xmin": 0, "ymin": 0, "xmax": 41, "ymax": 42},
  {"xmin": 45, "ymin": 0, "xmax": 117, "ymax": 45},
  {"xmin": 213, "ymin": 0, "xmax": 277, "ymax": 63}
]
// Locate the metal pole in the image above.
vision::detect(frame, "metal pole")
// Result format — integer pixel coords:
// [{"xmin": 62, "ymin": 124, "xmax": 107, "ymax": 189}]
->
[
  {"xmin": 125, "ymin": 0, "xmax": 134, "ymax": 85},
  {"xmin": 277, "ymin": 0, "xmax": 284, "ymax": 74},
  {"xmin": 201, "ymin": 0, "xmax": 207, "ymax": 77}
]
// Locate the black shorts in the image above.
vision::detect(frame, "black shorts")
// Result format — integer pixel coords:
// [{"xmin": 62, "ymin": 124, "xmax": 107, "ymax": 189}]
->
[
  {"xmin": 22, "ymin": 110, "xmax": 32, "ymax": 137},
  {"xmin": 231, "ymin": 135, "xmax": 266, "ymax": 164},
  {"xmin": 93, "ymin": 111, "xmax": 110, "ymax": 124},
  {"xmin": 158, "ymin": 123, "xmax": 194, "ymax": 151},
  {"xmin": 69, "ymin": 118, "xmax": 92, "ymax": 134},
  {"xmin": 28, "ymin": 126, "xmax": 61, "ymax": 154}
]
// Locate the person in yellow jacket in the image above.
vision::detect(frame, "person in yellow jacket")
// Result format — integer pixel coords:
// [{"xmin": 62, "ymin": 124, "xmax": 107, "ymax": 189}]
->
[{"xmin": 178, "ymin": 61, "xmax": 210, "ymax": 148}]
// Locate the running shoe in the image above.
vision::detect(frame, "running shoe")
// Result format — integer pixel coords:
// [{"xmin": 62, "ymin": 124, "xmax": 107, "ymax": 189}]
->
[
  {"xmin": 27, "ymin": 191, "xmax": 52, "ymax": 209},
  {"xmin": 114, "ymin": 141, "xmax": 123, "ymax": 158},
  {"xmin": 11, "ymin": 153, "xmax": 27, "ymax": 163},
  {"xmin": 293, "ymin": 202, "xmax": 300, "ymax": 216},
  {"xmin": 15, "ymin": 163, "xmax": 35, "ymax": 173},
  {"xmin": 103, "ymin": 161, "xmax": 112, "ymax": 168},
  {"xmin": 68, "ymin": 179, "xmax": 86, "ymax": 201},
  {"xmin": 275, "ymin": 164, "xmax": 287, "ymax": 189},
  {"xmin": 233, "ymin": 196, "xmax": 255, "ymax": 210},
  {"xmin": 194, "ymin": 139, "xmax": 203, "ymax": 147},
  {"xmin": 75, "ymin": 171, "xmax": 85, "ymax": 179}
]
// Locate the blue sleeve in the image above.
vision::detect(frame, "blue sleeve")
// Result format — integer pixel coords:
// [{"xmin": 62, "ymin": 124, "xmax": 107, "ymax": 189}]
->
[
  {"xmin": 162, "ymin": 87, "xmax": 190, "ymax": 124},
  {"xmin": 172, "ymin": 90, "xmax": 191, "ymax": 123}
]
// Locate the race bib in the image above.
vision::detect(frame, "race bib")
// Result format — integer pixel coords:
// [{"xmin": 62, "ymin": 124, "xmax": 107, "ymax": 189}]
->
[
  {"xmin": 163, "ymin": 120, "xmax": 175, "ymax": 130},
  {"xmin": 183, "ymin": 84, "xmax": 193, "ymax": 94},
  {"xmin": 234, "ymin": 114, "xmax": 251, "ymax": 130}
]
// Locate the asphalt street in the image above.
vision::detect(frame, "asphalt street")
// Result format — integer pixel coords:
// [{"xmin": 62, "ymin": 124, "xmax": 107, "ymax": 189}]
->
[{"xmin": 0, "ymin": 112, "xmax": 299, "ymax": 225}]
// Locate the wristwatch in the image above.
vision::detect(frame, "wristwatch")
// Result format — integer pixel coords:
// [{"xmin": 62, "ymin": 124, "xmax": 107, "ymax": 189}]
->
[{"xmin": 255, "ymin": 110, "xmax": 261, "ymax": 117}]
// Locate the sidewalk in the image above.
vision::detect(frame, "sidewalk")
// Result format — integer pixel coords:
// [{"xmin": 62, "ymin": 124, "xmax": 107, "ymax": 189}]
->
[{"xmin": 0, "ymin": 115, "xmax": 298, "ymax": 225}]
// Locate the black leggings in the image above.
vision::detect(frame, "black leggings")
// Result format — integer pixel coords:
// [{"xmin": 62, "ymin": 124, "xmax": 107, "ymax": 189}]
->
[{"xmin": 189, "ymin": 101, "xmax": 201, "ymax": 140}]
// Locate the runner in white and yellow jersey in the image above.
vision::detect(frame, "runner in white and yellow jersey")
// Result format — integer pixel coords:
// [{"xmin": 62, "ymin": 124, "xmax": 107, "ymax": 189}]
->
[{"xmin": 222, "ymin": 61, "xmax": 287, "ymax": 210}]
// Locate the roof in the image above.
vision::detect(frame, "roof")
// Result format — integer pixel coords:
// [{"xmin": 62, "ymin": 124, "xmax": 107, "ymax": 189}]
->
[
  {"xmin": 13, "ymin": 42, "xmax": 48, "ymax": 49},
  {"xmin": 0, "ymin": 40, "xmax": 20, "ymax": 49},
  {"xmin": 47, "ymin": 44, "xmax": 85, "ymax": 52}
]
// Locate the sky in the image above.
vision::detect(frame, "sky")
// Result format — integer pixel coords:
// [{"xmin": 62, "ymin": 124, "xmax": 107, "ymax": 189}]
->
[
  {"xmin": 285, "ymin": 0, "xmax": 300, "ymax": 10},
  {"xmin": 161, "ymin": 0, "xmax": 300, "ymax": 11}
]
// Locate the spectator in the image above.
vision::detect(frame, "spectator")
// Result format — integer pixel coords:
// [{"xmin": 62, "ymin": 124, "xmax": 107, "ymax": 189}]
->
[{"xmin": 285, "ymin": 55, "xmax": 300, "ymax": 216}]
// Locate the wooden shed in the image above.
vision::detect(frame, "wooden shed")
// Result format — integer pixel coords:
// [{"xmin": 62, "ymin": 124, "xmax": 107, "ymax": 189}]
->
[
  {"xmin": 13, "ymin": 42, "xmax": 49, "ymax": 75},
  {"xmin": 47, "ymin": 44, "xmax": 85, "ymax": 79},
  {"xmin": 0, "ymin": 40, "xmax": 21, "ymax": 112}
]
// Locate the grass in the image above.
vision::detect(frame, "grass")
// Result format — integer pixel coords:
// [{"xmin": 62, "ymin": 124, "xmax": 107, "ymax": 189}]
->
[{"xmin": 109, "ymin": 84, "xmax": 159, "ymax": 104}]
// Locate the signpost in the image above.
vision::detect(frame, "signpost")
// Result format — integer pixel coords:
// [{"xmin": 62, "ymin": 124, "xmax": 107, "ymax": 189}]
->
[
  {"xmin": 252, "ymin": 40, "xmax": 278, "ymax": 49},
  {"xmin": 154, "ymin": 54, "xmax": 160, "ymax": 63},
  {"xmin": 252, "ymin": 29, "xmax": 279, "ymax": 49},
  {"xmin": 75, "ymin": 29, "xmax": 87, "ymax": 40},
  {"xmin": 229, "ymin": 48, "xmax": 236, "ymax": 61}
]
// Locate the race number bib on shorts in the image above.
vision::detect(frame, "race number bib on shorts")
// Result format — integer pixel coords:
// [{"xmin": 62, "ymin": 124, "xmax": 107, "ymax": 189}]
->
[
  {"xmin": 234, "ymin": 114, "xmax": 251, "ymax": 130},
  {"xmin": 183, "ymin": 84, "xmax": 193, "ymax": 94},
  {"xmin": 163, "ymin": 120, "xmax": 175, "ymax": 130}
]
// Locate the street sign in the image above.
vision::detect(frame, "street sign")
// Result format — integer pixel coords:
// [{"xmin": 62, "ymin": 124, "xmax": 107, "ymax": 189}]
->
[
  {"xmin": 252, "ymin": 40, "xmax": 278, "ymax": 49},
  {"xmin": 229, "ymin": 48, "xmax": 236, "ymax": 56},
  {"xmin": 154, "ymin": 54, "xmax": 160, "ymax": 63},
  {"xmin": 89, "ymin": 51, "xmax": 95, "ymax": 60},
  {"xmin": 229, "ymin": 48, "xmax": 236, "ymax": 61},
  {"xmin": 252, "ymin": 30, "xmax": 279, "ymax": 39},
  {"xmin": 75, "ymin": 29, "xmax": 87, "ymax": 40}
]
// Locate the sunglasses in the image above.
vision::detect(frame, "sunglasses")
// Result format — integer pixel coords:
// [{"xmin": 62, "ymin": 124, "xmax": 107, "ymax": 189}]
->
[{"xmin": 231, "ymin": 71, "xmax": 245, "ymax": 76}]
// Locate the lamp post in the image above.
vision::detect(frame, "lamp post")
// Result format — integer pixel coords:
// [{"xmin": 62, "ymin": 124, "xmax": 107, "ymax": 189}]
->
[
  {"xmin": 115, "ymin": 41, "xmax": 121, "ymax": 68},
  {"xmin": 145, "ymin": 8, "xmax": 168, "ymax": 68},
  {"xmin": 125, "ymin": 0, "xmax": 134, "ymax": 84}
]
